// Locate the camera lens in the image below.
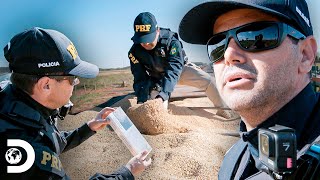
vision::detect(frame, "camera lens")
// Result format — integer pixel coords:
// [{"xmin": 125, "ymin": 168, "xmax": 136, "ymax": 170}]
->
[{"xmin": 260, "ymin": 134, "xmax": 270, "ymax": 156}]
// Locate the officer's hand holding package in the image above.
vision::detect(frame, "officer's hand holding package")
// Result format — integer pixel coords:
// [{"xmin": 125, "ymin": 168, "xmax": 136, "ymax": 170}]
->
[
  {"xmin": 88, "ymin": 107, "xmax": 152, "ymax": 177},
  {"xmin": 87, "ymin": 107, "xmax": 114, "ymax": 131},
  {"xmin": 0, "ymin": 27, "xmax": 151, "ymax": 180}
]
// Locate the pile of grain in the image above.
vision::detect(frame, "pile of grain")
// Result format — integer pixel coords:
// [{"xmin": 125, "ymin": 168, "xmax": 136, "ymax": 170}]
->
[
  {"xmin": 127, "ymin": 99, "xmax": 189, "ymax": 135},
  {"xmin": 59, "ymin": 96, "xmax": 240, "ymax": 179}
]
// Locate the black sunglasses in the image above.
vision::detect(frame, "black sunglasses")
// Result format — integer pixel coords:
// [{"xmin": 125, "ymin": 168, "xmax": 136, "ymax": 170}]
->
[
  {"xmin": 207, "ymin": 21, "xmax": 306, "ymax": 63},
  {"xmin": 13, "ymin": 73, "xmax": 80, "ymax": 86}
]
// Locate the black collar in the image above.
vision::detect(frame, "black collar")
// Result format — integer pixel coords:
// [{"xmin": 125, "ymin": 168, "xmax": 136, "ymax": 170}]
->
[
  {"xmin": 240, "ymin": 83, "xmax": 319, "ymax": 149},
  {"xmin": 12, "ymin": 85, "xmax": 58, "ymax": 119}
]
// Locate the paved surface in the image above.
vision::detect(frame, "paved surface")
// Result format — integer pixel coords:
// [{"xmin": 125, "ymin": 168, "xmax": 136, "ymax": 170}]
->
[{"xmin": 170, "ymin": 85, "xmax": 206, "ymax": 101}]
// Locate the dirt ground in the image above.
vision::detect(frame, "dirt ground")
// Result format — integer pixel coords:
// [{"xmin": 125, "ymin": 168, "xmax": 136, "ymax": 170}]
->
[{"xmin": 58, "ymin": 94, "xmax": 240, "ymax": 179}]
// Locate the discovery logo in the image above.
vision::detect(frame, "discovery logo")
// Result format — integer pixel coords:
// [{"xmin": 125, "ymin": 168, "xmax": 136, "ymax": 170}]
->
[{"xmin": 3, "ymin": 139, "xmax": 35, "ymax": 173}]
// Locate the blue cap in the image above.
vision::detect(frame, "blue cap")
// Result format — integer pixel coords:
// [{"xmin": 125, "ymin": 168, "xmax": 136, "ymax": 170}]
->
[
  {"xmin": 4, "ymin": 27, "xmax": 99, "ymax": 78},
  {"xmin": 179, "ymin": 0, "xmax": 313, "ymax": 45},
  {"xmin": 131, "ymin": 12, "xmax": 158, "ymax": 44}
]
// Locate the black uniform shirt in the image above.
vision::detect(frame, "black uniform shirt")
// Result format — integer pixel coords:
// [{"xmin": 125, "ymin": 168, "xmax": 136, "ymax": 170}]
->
[{"xmin": 218, "ymin": 83, "xmax": 320, "ymax": 179}]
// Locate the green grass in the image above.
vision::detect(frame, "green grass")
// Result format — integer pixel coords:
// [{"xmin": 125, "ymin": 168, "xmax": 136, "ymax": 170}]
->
[
  {"xmin": 70, "ymin": 70, "xmax": 134, "ymax": 113},
  {"xmin": 76, "ymin": 72, "xmax": 134, "ymax": 91},
  {"xmin": 71, "ymin": 91, "xmax": 103, "ymax": 104}
]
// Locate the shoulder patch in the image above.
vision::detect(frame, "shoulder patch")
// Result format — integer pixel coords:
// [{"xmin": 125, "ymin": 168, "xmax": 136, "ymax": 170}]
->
[
  {"xmin": 170, "ymin": 47, "xmax": 177, "ymax": 55},
  {"xmin": 129, "ymin": 53, "xmax": 139, "ymax": 64},
  {"xmin": 33, "ymin": 144, "xmax": 65, "ymax": 177}
]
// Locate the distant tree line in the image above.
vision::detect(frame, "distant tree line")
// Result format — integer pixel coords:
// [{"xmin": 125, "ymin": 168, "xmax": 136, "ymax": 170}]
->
[
  {"xmin": 75, "ymin": 72, "xmax": 134, "ymax": 92},
  {"xmin": 99, "ymin": 66, "xmax": 131, "ymax": 71}
]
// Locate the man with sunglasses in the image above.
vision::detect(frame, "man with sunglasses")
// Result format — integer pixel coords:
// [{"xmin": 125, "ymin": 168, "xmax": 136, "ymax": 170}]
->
[
  {"xmin": 179, "ymin": 0, "xmax": 319, "ymax": 179},
  {"xmin": 0, "ymin": 27, "xmax": 151, "ymax": 179},
  {"xmin": 129, "ymin": 12, "xmax": 238, "ymax": 119}
]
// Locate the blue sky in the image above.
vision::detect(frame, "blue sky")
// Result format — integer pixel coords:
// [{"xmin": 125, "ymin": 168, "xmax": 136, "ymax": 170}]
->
[
  {"xmin": 0, "ymin": 0, "xmax": 205, "ymax": 68},
  {"xmin": 0, "ymin": 0, "xmax": 319, "ymax": 68}
]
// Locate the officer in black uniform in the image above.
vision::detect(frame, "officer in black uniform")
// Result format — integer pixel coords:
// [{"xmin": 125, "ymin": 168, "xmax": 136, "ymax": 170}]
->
[
  {"xmin": 179, "ymin": 0, "xmax": 320, "ymax": 179},
  {"xmin": 128, "ymin": 12, "xmax": 234, "ymax": 117},
  {"xmin": 128, "ymin": 12, "xmax": 185, "ymax": 105},
  {"xmin": 0, "ymin": 27, "xmax": 151, "ymax": 179}
]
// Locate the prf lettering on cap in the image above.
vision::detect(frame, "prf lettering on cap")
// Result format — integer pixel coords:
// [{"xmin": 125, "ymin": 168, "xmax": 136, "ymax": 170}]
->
[
  {"xmin": 67, "ymin": 43, "xmax": 78, "ymax": 60},
  {"xmin": 41, "ymin": 151, "xmax": 62, "ymax": 171},
  {"xmin": 135, "ymin": 25, "xmax": 152, "ymax": 32}
]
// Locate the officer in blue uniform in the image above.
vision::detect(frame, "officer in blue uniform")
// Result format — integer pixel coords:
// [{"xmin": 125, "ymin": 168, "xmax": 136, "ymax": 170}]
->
[
  {"xmin": 128, "ymin": 12, "xmax": 236, "ymax": 119},
  {"xmin": 0, "ymin": 27, "xmax": 151, "ymax": 179},
  {"xmin": 179, "ymin": 0, "xmax": 320, "ymax": 179}
]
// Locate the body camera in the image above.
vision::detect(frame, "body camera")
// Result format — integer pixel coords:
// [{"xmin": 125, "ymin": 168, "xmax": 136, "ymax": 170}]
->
[{"xmin": 258, "ymin": 125, "xmax": 297, "ymax": 174}]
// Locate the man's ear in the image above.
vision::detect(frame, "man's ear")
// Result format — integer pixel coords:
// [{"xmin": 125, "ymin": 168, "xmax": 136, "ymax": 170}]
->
[
  {"xmin": 30, "ymin": 77, "xmax": 53, "ymax": 107},
  {"xmin": 298, "ymin": 36, "xmax": 317, "ymax": 74},
  {"xmin": 35, "ymin": 77, "xmax": 51, "ymax": 93}
]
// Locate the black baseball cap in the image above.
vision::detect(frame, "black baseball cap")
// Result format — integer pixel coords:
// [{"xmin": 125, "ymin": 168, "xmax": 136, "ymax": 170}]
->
[
  {"xmin": 179, "ymin": 0, "xmax": 313, "ymax": 45},
  {"xmin": 4, "ymin": 27, "xmax": 99, "ymax": 78},
  {"xmin": 131, "ymin": 12, "xmax": 158, "ymax": 44}
]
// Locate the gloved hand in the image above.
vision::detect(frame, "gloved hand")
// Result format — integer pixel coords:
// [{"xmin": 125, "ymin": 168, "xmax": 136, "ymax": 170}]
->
[
  {"xmin": 125, "ymin": 151, "xmax": 152, "ymax": 176},
  {"xmin": 87, "ymin": 107, "xmax": 115, "ymax": 131}
]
